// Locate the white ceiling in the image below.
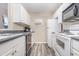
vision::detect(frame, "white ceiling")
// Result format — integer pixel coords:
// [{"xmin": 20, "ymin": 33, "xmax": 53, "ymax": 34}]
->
[{"xmin": 22, "ymin": 3, "xmax": 62, "ymax": 18}]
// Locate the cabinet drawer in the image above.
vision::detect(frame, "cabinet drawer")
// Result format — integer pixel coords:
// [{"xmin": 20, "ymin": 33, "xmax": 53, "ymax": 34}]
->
[{"xmin": 72, "ymin": 39, "xmax": 79, "ymax": 51}]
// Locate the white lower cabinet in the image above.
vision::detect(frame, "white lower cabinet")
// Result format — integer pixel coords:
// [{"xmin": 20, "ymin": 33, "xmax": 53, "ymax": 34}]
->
[
  {"xmin": 14, "ymin": 42, "xmax": 26, "ymax": 56},
  {"xmin": 71, "ymin": 39, "xmax": 79, "ymax": 56},
  {"xmin": 1, "ymin": 36, "xmax": 26, "ymax": 56},
  {"xmin": 72, "ymin": 39, "xmax": 79, "ymax": 51},
  {"xmin": 3, "ymin": 44, "xmax": 25, "ymax": 56}
]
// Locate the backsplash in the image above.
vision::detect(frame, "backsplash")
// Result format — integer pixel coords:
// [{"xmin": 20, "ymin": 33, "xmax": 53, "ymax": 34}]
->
[
  {"xmin": 70, "ymin": 24, "xmax": 79, "ymax": 31},
  {"xmin": 63, "ymin": 21, "xmax": 79, "ymax": 31},
  {"xmin": 63, "ymin": 22, "xmax": 71, "ymax": 30}
]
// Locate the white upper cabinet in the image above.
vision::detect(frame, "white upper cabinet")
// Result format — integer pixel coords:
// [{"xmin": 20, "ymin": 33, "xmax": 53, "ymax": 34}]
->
[
  {"xmin": 20, "ymin": 6, "xmax": 30, "ymax": 25},
  {"xmin": 8, "ymin": 3, "xmax": 31, "ymax": 25},
  {"xmin": 8, "ymin": 4, "xmax": 21, "ymax": 22},
  {"xmin": 57, "ymin": 10, "xmax": 62, "ymax": 23},
  {"xmin": 52, "ymin": 3, "xmax": 72, "ymax": 23}
]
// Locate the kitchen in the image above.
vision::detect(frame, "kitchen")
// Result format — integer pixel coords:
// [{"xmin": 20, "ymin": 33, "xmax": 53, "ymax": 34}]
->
[{"xmin": 0, "ymin": 3, "xmax": 79, "ymax": 56}]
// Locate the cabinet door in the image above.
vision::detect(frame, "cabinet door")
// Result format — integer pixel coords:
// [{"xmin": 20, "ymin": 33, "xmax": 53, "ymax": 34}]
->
[
  {"xmin": 20, "ymin": 6, "xmax": 30, "ymax": 25},
  {"xmin": 8, "ymin": 3, "xmax": 21, "ymax": 22},
  {"xmin": 8, "ymin": 3, "xmax": 31, "ymax": 25},
  {"xmin": 14, "ymin": 36, "xmax": 26, "ymax": 56},
  {"xmin": 13, "ymin": 4, "xmax": 21, "ymax": 22},
  {"xmin": 20, "ymin": 6, "xmax": 26, "ymax": 23},
  {"xmin": 14, "ymin": 43, "xmax": 25, "ymax": 56},
  {"xmin": 72, "ymin": 39, "xmax": 79, "ymax": 51},
  {"xmin": 58, "ymin": 12, "xmax": 62, "ymax": 23},
  {"xmin": 2, "ymin": 48, "xmax": 15, "ymax": 56}
]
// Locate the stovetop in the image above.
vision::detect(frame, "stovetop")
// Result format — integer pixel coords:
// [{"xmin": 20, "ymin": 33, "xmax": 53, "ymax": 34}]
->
[{"xmin": 60, "ymin": 32, "xmax": 74, "ymax": 35}]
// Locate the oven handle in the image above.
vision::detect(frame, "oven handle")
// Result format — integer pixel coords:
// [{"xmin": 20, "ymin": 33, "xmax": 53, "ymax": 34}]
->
[{"xmin": 52, "ymin": 32, "xmax": 55, "ymax": 34}]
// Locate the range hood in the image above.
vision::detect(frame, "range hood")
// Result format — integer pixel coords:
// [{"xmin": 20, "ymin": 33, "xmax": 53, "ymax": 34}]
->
[{"xmin": 63, "ymin": 3, "xmax": 79, "ymax": 22}]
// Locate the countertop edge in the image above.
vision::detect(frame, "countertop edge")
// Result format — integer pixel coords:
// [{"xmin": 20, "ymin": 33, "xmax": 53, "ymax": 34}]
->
[{"xmin": 0, "ymin": 32, "xmax": 30, "ymax": 44}]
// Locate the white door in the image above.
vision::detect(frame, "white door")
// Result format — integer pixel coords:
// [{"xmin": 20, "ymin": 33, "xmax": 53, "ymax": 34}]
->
[{"xmin": 47, "ymin": 19, "xmax": 58, "ymax": 48}]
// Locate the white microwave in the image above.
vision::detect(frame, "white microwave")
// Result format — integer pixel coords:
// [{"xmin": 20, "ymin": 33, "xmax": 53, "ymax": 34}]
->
[{"xmin": 63, "ymin": 3, "xmax": 79, "ymax": 22}]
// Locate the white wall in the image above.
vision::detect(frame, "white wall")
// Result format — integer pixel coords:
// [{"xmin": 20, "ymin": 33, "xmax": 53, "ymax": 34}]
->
[{"xmin": 31, "ymin": 18, "xmax": 47, "ymax": 43}]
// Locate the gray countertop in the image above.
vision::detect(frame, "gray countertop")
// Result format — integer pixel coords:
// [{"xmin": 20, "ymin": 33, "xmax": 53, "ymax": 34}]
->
[{"xmin": 0, "ymin": 32, "xmax": 30, "ymax": 44}]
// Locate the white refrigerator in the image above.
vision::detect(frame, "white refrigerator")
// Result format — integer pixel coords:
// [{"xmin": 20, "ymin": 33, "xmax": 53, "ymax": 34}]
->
[{"xmin": 47, "ymin": 19, "xmax": 59, "ymax": 48}]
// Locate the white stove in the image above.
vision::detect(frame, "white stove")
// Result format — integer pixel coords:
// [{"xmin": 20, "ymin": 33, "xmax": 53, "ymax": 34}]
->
[
  {"xmin": 55, "ymin": 32, "xmax": 79, "ymax": 56},
  {"xmin": 58, "ymin": 32, "xmax": 79, "ymax": 39}
]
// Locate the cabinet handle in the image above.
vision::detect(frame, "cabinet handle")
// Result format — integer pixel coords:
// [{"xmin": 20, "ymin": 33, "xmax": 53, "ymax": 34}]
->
[
  {"xmin": 12, "ymin": 52, "xmax": 15, "ymax": 55},
  {"xmin": 12, "ymin": 50, "xmax": 16, "ymax": 55},
  {"xmin": 15, "ymin": 50, "xmax": 16, "ymax": 53},
  {"xmin": 71, "ymin": 53, "xmax": 73, "ymax": 56}
]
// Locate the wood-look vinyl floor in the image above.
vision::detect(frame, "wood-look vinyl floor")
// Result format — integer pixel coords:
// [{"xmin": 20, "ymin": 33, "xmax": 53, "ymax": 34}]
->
[{"xmin": 30, "ymin": 43, "xmax": 55, "ymax": 56}]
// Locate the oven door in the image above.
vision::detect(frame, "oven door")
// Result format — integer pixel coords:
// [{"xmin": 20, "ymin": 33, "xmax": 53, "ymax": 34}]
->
[{"xmin": 55, "ymin": 34, "xmax": 71, "ymax": 56}]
